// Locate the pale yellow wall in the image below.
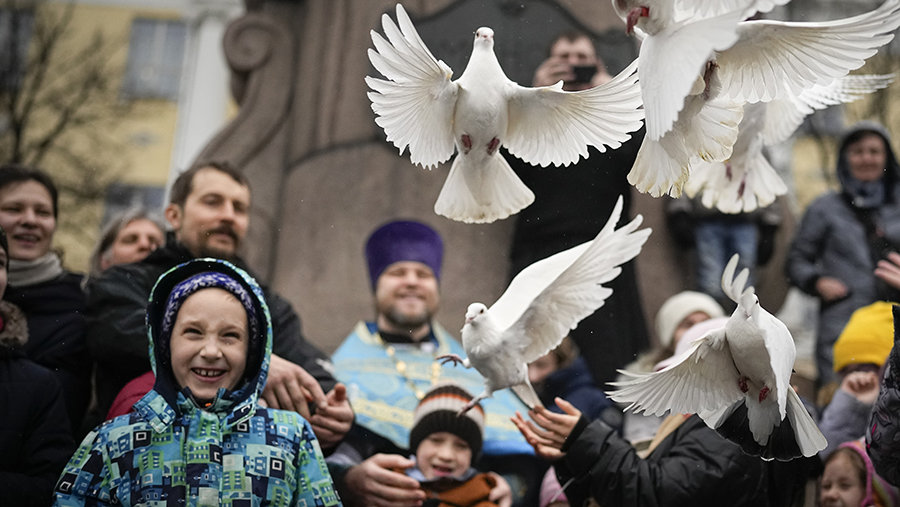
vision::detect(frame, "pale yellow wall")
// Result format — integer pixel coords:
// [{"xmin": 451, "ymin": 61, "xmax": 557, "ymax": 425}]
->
[{"xmin": 36, "ymin": 2, "xmax": 184, "ymax": 272}]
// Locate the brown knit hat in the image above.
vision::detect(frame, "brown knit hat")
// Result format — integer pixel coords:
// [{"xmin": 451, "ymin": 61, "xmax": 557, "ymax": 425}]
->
[{"xmin": 409, "ymin": 382, "xmax": 485, "ymax": 459}]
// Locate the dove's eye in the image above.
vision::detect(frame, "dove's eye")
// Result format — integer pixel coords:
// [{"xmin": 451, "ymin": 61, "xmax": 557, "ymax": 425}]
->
[{"xmin": 479, "ymin": 308, "xmax": 484, "ymax": 314}]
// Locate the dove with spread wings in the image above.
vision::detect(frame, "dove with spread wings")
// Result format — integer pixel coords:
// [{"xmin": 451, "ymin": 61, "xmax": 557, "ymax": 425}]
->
[
  {"xmin": 366, "ymin": 4, "xmax": 645, "ymax": 224},
  {"xmin": 610, "ymin": 254, "xmax": 827, "ymax": 461},
  {"xmin": 615, "ymin": 0, "xmax": 900, "ymax": 199},
  {"xmin": 685, "ymin": 73, "xmax": 895, "ymax": 213},
  {"xmin": 437, "ymin": 196, "xmax": 651, "ymax": 413}
]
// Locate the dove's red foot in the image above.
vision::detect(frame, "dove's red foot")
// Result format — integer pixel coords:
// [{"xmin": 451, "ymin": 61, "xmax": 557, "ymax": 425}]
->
[
  {"xmin": 738, "ymin": 376, "xmax": 749, "ymax": 393},
  {"xmin": 626, "ymin": 7, "xmax": 649, "ymax": 35},
  {"xmin": 437, "ymin": 354, "xmax": 463, "ymax": 367},
  {"xmin": 461, "ymin": 135, "xmax": 473, "ymax": 154},
  {"xmin": 487, "ymin": 137, "xmax": 500, "ymax": 155},
  {"xmin": 702, "ymin": 61, "xmax": 718, "ymax": 100},
  {"xmin": 759, "ymin": 386, "xmax": 770, "ymax": 402}
]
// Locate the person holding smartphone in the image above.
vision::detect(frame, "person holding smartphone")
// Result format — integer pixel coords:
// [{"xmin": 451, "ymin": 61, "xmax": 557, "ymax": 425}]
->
[
  {"xmin": 506, "ymin": 31, "xmax": 649, "ymax": 390},
  {"xmin": 531, "ymin": 30, "xmax": 611, "ymax": 91}
]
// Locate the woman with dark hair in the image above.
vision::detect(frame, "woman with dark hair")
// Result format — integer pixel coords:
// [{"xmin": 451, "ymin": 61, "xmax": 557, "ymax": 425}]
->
[
  {"xmin": 0, "ymin": 164, "xmax": 91, "ymax": 430},
  {"xmin": 787, "ymin": 121, "xmax": 900, "ymax": 388},
  {"xmin": 0, "ymin": 224, "xmax": 76, "ymax": 506}
]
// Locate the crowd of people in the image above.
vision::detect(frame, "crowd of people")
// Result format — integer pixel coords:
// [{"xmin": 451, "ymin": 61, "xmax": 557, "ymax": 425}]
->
[{"xmin": 2, "ymin": 28, "xmax": 900, "ymax": 507}]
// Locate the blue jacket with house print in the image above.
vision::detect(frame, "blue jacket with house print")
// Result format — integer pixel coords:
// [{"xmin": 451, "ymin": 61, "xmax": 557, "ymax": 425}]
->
[{"xmin": 53, "ymin": 259, "xmax": 341, "ymax": 507}]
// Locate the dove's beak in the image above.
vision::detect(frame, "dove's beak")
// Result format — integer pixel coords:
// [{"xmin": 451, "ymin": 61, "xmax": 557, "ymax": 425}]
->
[{"xmin": 465, "ymin": 315, "xmax": 475, "ymax": 324}]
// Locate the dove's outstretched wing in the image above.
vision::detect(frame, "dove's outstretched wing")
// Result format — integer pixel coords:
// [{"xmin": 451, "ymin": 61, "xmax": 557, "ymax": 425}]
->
[
  {"xmin": 761, "ymin": 73, "xmax": 895, "ymax": 145},
  {"xmin": 639, "ymin": 8, "xmax": 745, "ymax": 140},
  {"xmin": 493, "ymin": 196, "xmax": 651, "ymax": 364},
  {"xmin": 365, "ymin": 4, "xmax": 459, "ymax": 169},
  {"xmin": 609, "ymin": 327, "xmax": 744, "ymax": 416},
  {"xmin": 504, "ymin": 59, "xmax": 644, "ymax": 167},
  {"xmin": 677, "ymin": 0, "xmax": 789, "ymax": 19},
  {"xmin": 718, "ymin": 1, "xmax": 900, "ymax": 104},
  {"xmin": 487, "ymin": 198, "xmax": 630, "ymax": 332}
]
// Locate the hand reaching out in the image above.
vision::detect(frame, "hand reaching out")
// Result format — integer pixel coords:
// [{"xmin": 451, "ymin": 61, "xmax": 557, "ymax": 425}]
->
[
  {"xmin": 487, "ymin": 472, "xmax": 513, "ymax": 507},
  {"xmin": 816, "ymin": 276, "xmax": 849, "ymax": 302},
  {"xmin": 875, "ymin": 251, "xmax": 900, "ymax": 290},
  {"xmin": 511, "ymin": 397, "xmax": 582, "ymax": 460},
  {"xmin": 308, "ymin": 383, "xmax": 354, "ymax": 449},
  {"xmin": 841, "ymin": 370, "xmax": 881, "ymax": 405}
]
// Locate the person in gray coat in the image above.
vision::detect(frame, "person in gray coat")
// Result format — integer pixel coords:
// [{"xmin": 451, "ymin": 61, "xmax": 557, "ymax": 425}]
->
[{"xmin": 787, "ymin": 121, "xmax": 900, "ymax": 386}]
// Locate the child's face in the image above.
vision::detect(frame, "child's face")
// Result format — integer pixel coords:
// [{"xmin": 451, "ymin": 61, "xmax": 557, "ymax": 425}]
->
[
  {"xmin": 820, "ymin": 453, "xmax": 866, "ymax": 507},
  {"xmin": 170, "ymin": 288, "xmax": 249, "ymax": 401},
  {"xmin": 416, "ymin": 431, "xmax": 472, "ymax": 479}
]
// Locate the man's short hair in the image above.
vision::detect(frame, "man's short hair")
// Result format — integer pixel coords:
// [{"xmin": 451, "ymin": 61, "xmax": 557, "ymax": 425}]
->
[
  {"xmin": 169, "ymin": 161, "xmax": 250, "ymax": 208},
  {"xmin": 0, "ymin": 164, "xmax": 59, "ymax": 218},
  {"xmin": 546, "ymin": 29, "xmax": 595, "ymax": 57}
]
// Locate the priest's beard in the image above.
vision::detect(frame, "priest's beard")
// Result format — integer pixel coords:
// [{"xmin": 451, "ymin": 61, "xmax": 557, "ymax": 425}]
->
[{"xmin": 383, "ymin": 307, "xmax": 431, "ymax": 336}]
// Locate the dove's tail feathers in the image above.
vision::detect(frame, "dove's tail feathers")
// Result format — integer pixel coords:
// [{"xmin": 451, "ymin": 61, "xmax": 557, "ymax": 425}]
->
[
  {"xmin": 434, "ymin": 153, "xmax": 534, "ymax": 223},
  {"xmin": 709, "ymin": 393, "xmax": 824, "ymax": 461},
  {"xmin": 785, "ymin": 386, "xmax": 828, "ymax": 458},
  {"xmin": 510, "ymin": 379, "xmax": 544, "ymax": 411},
  {"xmin": 628, "ymin": 133, "xmax": 691, "ymax": 198},
  {"xmin": 746, "ymin": 393, "xmax": 783, "ymax": 447},
  {"xmin": 683, "ymin": 98, "xmax": 743, "ymax": 165},
  {"xmin": 628, "ymin": 96, "xmax": 741, "ymax": 198},
  {"xmin": 718, "ymin": 148, "xmax": 786, "ymax": 214},
  {"xmin": 687, "ymin": 153, "xmax": 787, "ymax": 215}
]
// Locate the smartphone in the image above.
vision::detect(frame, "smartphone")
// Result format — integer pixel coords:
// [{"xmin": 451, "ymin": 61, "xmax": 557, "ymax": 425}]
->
[{"xmin": 572, "ymin": 64, "xmax": 598, "ymax": 84}]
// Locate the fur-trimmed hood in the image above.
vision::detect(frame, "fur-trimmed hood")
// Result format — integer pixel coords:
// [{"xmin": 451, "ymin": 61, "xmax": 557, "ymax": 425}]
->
[{"xmin": 0, "ymin": 300, "xmax": 28, "ymax": 353}]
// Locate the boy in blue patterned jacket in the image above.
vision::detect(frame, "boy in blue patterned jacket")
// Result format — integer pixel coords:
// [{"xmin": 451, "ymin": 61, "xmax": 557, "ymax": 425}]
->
[{"xmin": 54, "ymin": 259, "xmax": 341, "ymax": 506}]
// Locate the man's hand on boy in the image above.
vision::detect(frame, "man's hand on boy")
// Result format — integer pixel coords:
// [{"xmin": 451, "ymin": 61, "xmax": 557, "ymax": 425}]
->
[
  {"xmin": 309, "ymin": 383, "xmax": 354, "ymax": 449},
  {"xmin": 262, "ymin": 355, "xmax": 353, "ymax": 448},
  {"xmin": 262, "ymin": 354, "xmax": 324, "ymax": 417},
  {"xmin": 511, "ymin": 397, "xmax": 582, "ymax": 460},
  {"xmin": 344, "ymin": 454, "xmax": 425, "ymax": 507}
]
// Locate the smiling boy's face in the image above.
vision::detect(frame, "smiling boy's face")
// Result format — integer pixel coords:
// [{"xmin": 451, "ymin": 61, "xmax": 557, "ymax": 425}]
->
[
  {"xmin": 415, "ymin": 431, "xmax": 472, "ymax": 479},
  {"xmin": 170, "ymin": 288, "xmax": 248, "ymax": 401}
]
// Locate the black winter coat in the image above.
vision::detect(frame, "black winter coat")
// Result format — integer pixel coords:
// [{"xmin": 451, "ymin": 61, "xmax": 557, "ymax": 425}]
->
[
  {"xmin": 555, "ymin": 415, "xmax": 773, "ymax": 507},
  {"xmin": 85, "ymin": 236, "xmax": 336, "ymax": 419},
  {"xmin": 0, "ymin": 302, "xmax": 76, "ymax": 507},
  {"xmin": 3, "ymin": 272, "xmax": 91, "ymax": 429}
]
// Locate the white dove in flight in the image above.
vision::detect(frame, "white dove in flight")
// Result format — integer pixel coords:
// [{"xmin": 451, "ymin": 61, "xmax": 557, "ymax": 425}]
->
[
  {"xmin": 610, "ymin": 254, "xmax": 827, "ymax": 461},
  {"xmin": 366, "ymin": 4, "xmax": 644, "ymax": 224},
  {"xmin": 437, "ymin": 196, "xmax": 651, "ymax": 413},
  {"xmin": 615, "ymin": 0, "xmax": 900, "ymax": 198},
  {"xmin": 686, "ymin": 73, "xmax": 895, "ymax": 213}
]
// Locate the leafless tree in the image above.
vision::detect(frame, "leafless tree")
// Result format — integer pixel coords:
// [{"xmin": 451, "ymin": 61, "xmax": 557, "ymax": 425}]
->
[{"xmin": 0, "ymin": 0, "xmax": 129, "ymax": 246}]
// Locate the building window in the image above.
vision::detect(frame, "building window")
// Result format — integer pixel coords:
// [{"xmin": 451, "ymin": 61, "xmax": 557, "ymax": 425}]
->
[
  {"xmin": 121, "ymin": 18, "xmax": 186, "ymax": 101},
  {"xmin": 0, "ymin": 8, "xmax": 34, "ymax": 91},
  {"xmin": 102, "ymin": 183, "xmax": 165, "ymax": 226}
]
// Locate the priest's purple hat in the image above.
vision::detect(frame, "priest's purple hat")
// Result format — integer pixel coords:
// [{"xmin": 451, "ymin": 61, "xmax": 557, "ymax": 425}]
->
[{"xmin": 365, "ymin": 220, "xmax": 443, "ymax": 290}]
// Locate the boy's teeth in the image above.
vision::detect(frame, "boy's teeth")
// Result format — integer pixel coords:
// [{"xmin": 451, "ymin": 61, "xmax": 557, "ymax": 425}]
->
[{"xmin": 195, "ymin": 369, "xmax": 221, "ymax": 377}]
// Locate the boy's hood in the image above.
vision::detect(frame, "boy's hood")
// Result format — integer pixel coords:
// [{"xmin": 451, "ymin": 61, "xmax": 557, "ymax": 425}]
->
[{"xmin": 142, "ymin": 258, "xmax": 273, "ymax": 421}]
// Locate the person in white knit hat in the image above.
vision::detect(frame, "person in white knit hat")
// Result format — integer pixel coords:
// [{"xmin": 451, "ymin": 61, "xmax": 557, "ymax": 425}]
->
[{"xmin": 617, "ymin": 291, "xmax": 725, "ymax": 447}]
